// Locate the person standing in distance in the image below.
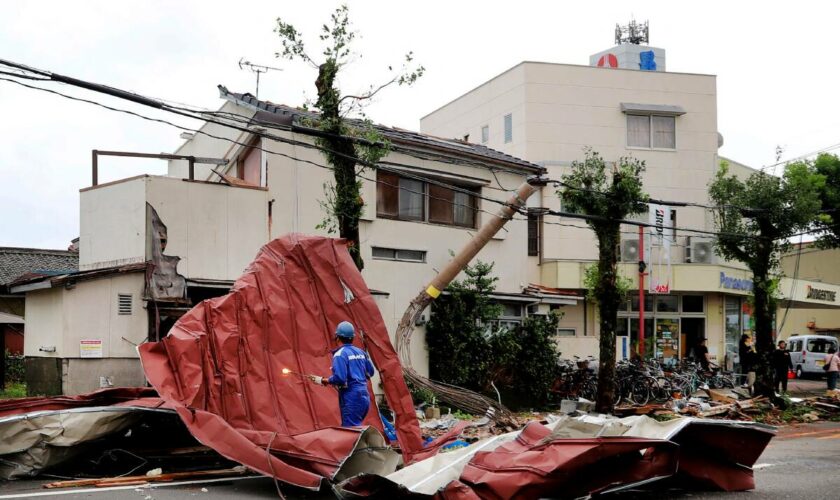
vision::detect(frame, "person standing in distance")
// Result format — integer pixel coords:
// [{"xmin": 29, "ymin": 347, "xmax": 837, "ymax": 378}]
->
[
  {"xmin": 772, "ymin": 340, "xmax": 793, "ymax": 394},
  {"xmin": 310, "ymin": 321, "xmax": 375, "ymax": 427}
]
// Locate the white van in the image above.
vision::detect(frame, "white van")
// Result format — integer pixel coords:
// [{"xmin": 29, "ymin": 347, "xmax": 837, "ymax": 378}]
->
[{"xmin": 787, "ymin": 335, "xmax": 839, "ymax": 377}]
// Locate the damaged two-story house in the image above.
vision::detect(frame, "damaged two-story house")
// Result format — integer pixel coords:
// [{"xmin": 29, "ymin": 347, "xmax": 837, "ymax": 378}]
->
[{"xmin": 14, "ymin": 86, "xmax": 583, "ymax": 395}]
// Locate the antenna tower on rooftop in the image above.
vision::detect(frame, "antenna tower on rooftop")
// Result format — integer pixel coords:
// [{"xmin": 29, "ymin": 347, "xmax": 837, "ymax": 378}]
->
[
  {"xmin": 238, "ymin": 58, "xmax": 283, "ymax": 99},
  {"xmin": 615, "ymin": 20, "xmax": 649, "ymax": 45}
]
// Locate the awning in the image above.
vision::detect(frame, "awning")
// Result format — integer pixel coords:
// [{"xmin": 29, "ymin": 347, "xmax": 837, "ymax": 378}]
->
[{"xmin": 621, "ymin": 102, "xmax": 687, "ymax": 116}]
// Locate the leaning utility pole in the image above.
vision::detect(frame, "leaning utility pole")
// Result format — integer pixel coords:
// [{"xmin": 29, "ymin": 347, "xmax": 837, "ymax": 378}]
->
[{"xmin": 395, "ymin": 175, "xmax": 548, "ymax": 420}]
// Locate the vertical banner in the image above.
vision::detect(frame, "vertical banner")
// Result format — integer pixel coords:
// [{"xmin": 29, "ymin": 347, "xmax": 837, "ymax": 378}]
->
[{"xmin": 648, "ymin": 205, "xmax": 672, "ymax": 294}]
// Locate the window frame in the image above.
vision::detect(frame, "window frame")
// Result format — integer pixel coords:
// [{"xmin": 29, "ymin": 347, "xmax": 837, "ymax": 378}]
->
[
  {"xmin": 481, "ymin": 125, "xmax": 489, "ymax": 143},
  {"xmin": 503, "ymin": 113, "xmax": 513, "ymax": 143},
  {"xmin": 376, "ymin": 170, "xmax": 479, "ymax": 229},
  {"xmin": 626, "ymin": 113, "xmax": 676, "ymax": 150},
  {"xmin": 371, "ymin": 246, "xmax": 427, "ymax": 263},
  {"xmin": 557, "ymin": 327, "xmax": 576, "ymax": 337}
]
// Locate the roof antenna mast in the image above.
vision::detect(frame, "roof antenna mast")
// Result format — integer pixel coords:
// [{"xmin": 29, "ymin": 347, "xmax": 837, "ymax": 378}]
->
[{"xmin": 238, "ymin": 58, "xmax": 283, "ymax": 99}]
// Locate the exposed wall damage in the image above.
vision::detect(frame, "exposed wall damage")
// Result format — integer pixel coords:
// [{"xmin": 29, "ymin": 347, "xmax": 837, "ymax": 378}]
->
[{"xmin": 145, "ymin": 203, "xmax": 186, "ymax": 302}]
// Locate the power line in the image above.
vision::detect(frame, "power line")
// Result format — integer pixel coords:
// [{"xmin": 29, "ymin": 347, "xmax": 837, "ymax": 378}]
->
[{"xmin": 0, "ymin": 64, "xmax": 825, "ymax": 244}]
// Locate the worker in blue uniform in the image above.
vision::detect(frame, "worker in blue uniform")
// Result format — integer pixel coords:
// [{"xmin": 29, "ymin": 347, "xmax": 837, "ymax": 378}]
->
[{"xmin": 310, "ymin": 321, "xmax": 375, "ymax": 427}]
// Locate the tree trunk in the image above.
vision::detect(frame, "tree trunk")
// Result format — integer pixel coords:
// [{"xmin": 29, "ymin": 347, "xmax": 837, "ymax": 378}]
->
[
  {"xmin": 752, "ymin": 264, "xmax": 776, "ymax": 398},
  {"xmin": 316, "ymin": 61, "xmax": 364, "ymax": 271},
  {"xmin": 595, "ymin": 226, "xmax": 621, "ymax": 413}
]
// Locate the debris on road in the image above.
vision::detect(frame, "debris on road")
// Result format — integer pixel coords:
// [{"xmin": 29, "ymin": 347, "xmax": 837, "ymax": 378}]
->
[
  {"xmin": 43, "ymin": 466, "xmax": 250, "ymax": 489},
  {"xmin": 0, "ymin": 237, "xmax": 786, "ymax": 497}
]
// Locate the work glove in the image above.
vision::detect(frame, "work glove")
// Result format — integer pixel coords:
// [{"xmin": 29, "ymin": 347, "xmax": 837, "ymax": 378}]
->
[{"xmin": 309, "ymin": 375, "xmax": 325, "ymax": 385}]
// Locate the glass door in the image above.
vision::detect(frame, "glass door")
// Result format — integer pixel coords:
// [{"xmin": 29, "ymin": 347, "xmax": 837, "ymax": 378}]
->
[{"xmin": 655, "ymin": 318, "xmax": 680, "ymax": 366}]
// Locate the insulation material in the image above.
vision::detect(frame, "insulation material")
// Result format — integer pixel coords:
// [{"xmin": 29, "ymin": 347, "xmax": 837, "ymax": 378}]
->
[
  {"xmin": 0, "ymin": 405, "xmax": 172, "ymax": 479},
  {"xmin": 138, "ymin": 235, "xmax": 422, "ymax": 490}
]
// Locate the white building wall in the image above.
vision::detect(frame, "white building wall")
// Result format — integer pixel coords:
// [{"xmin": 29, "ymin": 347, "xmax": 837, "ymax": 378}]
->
[
  {"xmin": 24, "ymin": 273, "xmax": 147, "ymax": 360},
  {"xmin": 79, "ymin": 175, "xmax": 269, "ymax": 282},
  {"xmin": 79, "ymin": 177, "xmax": 147, "ymax": 270},
  {"xmin": 421, "ymin": 62, "xmax": 720, "ymax": 265}
]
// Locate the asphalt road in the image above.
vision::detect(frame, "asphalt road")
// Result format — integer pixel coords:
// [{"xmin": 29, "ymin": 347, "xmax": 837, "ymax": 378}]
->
[{"xmin": 2, "ymin": 421, "xmax": 839, "ymax": 499}]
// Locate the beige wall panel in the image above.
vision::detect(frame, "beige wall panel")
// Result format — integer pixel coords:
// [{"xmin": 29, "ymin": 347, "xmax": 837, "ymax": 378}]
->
[
  {"xmin": 23, "ymin": 289, "xmax": 64, "ymax": 357},
  {"xmin": 79, "ymin": 178, "xmax": 147, "ymax": 270}
]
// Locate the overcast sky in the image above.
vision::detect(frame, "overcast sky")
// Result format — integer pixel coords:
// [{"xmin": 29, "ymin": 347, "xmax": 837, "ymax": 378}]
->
[{"xmin": 1, "ymin": 0, "xmax": 838, "ymax": 249}]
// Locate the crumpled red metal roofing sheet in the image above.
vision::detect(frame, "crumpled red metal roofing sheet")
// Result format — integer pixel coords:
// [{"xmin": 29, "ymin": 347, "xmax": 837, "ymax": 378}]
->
[
  {"xmin": 138, "ymin": 235, "xmax": 424, "ymax": 489},
  {"xmin": 341, "ymin": 421, "xmax": 679, "ymax": 499},
  {"xmin": 0, "ymin": 387, "xmax": 163, "ymax": 418},
  {"xmin": 457, "ymin": 422, "xmax": 678, "ymax": 499}
]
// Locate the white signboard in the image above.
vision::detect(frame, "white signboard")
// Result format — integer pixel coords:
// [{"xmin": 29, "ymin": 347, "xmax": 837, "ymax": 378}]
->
[
  {"xmin": 80, "ymin": 339, "xmax": 103, "ymax": 358},
  {"xmin": 647, "ymin": 205, "xmax": 673, "ymax": 294}
]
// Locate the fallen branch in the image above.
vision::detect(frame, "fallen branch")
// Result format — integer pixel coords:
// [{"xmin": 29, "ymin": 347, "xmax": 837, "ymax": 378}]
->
[{"xmin": 43, "ymin": 466, "xmax": 249, "ymax": 489}]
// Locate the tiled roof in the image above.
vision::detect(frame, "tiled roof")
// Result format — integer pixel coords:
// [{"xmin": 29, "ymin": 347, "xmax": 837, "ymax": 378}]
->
[
  {"xmin": 0, "ymin": 247, "xmax": 78, "ymax": 286},
  {"xmin": 217, "ymin": 85, "xmax": 544, "ymax": 174}
]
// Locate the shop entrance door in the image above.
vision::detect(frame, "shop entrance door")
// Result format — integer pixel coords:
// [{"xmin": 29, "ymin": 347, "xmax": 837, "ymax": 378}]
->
[{"xmin": 681, "ymin": 317, "xmax": 705, "ymax": 360}]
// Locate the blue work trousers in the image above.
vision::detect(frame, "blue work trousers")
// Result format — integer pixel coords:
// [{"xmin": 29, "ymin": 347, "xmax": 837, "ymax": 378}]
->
[{"xmin": 338, "ymin": 385, "xmax": 370, "ymax": 427}]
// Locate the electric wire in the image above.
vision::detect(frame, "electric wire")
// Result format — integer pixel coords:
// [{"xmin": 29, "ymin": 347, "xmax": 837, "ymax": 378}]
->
[{"xmin": 0, "ymin": 66, "xmax": 827, "ymax": 244}]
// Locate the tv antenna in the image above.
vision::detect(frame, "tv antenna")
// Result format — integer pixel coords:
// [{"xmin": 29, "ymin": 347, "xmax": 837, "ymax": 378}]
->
[
  {"xmin": 615, "ymin": 19, "xmax": 649, "ymax": 45},
  {"xmin": 238, "ymin": 58, "xmax": 283, "ymax": 99}
]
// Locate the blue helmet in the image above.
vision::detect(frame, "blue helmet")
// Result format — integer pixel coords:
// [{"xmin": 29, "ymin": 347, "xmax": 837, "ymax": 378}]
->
[{"xmin": 335, "ymin": 321, "xmax": 355, "ymax": 340}]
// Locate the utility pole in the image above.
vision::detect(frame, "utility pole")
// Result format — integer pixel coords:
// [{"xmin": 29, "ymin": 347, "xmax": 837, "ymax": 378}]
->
[
  {"xmin": 238, "ymin": 58, "xmax": 283, "ymax": 99},
  {"xmin": 638, "ymin": 225, "xmax": 647, "ymax": 358}
]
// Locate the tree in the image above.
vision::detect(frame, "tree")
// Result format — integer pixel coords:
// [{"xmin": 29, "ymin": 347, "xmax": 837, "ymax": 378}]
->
[
  {"xmin": 559, "ymin": 150, "xmax": 648, "ymax": 413},
  {"xmin": 709, "ymin": 161, "xmax": 824, "ymax": 398},
  {"xmin": 812, "ymin": 153, "xmax": 840, "ymax": 248},
  {"xmin": 425, "ymin": 260, "xmax": 563, "ymax": 408},
  {"xmin": 275, "ymin": 4, "xmax": 424, "ymax": 269}
]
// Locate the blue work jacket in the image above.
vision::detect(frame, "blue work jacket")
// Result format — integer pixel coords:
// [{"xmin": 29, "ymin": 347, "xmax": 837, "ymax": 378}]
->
[{"xmin": 328, "ymin": 344, "xmax": 375, "ymax": 389}]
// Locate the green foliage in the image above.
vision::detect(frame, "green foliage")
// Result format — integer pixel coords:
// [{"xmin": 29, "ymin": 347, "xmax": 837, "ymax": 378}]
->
[
  {"xmin": 275, "ymin": 4, "xmax": 423, "ymax": 270},
  {"xmin": 406, "ymin": 379, "xmax": 435, "ymax": 406},
  {"xmin": 426, "ymin": 260, "xmax": 502, "ymax": 390},
  {"xmin": 811, "ymin": 153, "xmax": 840, "ymax": 249},
  {"xmin": 425, "ymin": 261, "xmax": 563, "ymax": 408},
  {"xmin": 558, "ymin": 149, "xmax": 648, "ymax": 413},
  {"xmin": 583, "ymin": 264, "xmax": 632, "ymax": 303},
  {"xmin": 0, "ymin": 382, "xmax": 26, "ymax": 399},
  {"xmin": 511, "ymin": 312, "xmax": 563, "ymax": 406},
  {"xmin": 709, "ymin": 160, "xmax": 825, "ymax": 398},
  {"xmin": 4, "ymin": 349, "xmax": 24, "ymax": 383}
]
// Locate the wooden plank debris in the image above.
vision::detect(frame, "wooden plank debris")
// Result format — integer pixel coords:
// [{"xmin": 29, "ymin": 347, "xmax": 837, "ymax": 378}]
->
[{"xmin": 43, "ymin": 466, "xmax": 249, "ymax": 489}]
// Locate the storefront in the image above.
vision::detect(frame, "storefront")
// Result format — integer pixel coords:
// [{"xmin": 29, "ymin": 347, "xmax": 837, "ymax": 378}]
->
[{"xmin": 615, "ymin": 293, "xmax": 707, "ymax": 365}]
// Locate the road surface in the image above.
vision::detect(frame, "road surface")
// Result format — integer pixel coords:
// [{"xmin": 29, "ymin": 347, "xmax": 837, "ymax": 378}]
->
[{"xmin": 1, "ymin": 421, "xmax": 838, "ymax": 499}]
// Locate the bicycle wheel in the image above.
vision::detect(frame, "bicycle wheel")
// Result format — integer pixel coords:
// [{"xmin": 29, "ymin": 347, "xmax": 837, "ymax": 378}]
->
[
  {"xmin": 653, "ymin": 376, "xmax": 673, "ymax": 401},
  {"xmin": 630, "ymin": 379, "xmax": 651, "ymax": 405},
  {"xmin": 581, "ymin": 380, "xmax": 597, "ymax": 401}
]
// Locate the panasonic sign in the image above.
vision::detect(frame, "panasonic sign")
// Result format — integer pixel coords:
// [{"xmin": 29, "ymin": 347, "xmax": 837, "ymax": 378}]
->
[{"xmin": 720, "ymin": 272, "xmax": 753, "ymax": 292}]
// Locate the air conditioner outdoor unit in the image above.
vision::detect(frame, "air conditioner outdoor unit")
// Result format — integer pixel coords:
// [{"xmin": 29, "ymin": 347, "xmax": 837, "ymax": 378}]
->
[
  {"xmin": 686, "ymin": 237, "xmax": 714, "ymax": 264},
  {"xmin": 621, "ymin": 239, "xmax": 640, "ymax": 262}
]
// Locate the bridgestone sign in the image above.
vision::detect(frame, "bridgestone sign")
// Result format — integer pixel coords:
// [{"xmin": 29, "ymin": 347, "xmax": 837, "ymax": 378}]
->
[{"xmin": 806, "ymin": 285, "xmax": 837, "ymax": 302}]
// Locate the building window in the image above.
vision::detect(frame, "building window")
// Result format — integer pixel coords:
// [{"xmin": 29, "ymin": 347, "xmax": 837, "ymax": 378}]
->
[
  {"xmin": 377, "ymin": 170, "xmax": 478, "ymax": 228},
  {"xmin": 527, "ymin": 210, "xmax": 540, "ymax": 256},
  {"xmin": 655, "ymin": 295, "xmax": 679, "ymax": 313},
  {"xmin": 372, "ymin": 247, "xmax": 426, "ymax": 263},
  {"xmin": 503, "ymin": 113, "xmax": 512, "ymax": 143},
  {"xmin": 492, "ymin": 302, "xmax": 523, "ymax": 330},
  {"xmin": 627, "ymin": 114, "xmax": 675, "ymax": 149},
  {"xmin": 557, "ymin": 328, "xmax": 576, "ymax": 337},
  {"xmin": 481, "ymin": 125, "xmax": 489, "ymax": 143},
  {"xmin": 236, "ymin": 137, "xmax": 262, "ymax": 185},
  {"xmin": 117, "ymin": 294, "xmax": 132, "ymax": 315},
  {"xmin": 682, "ymin": 295, "xmax": 704, "ymax": 313}
]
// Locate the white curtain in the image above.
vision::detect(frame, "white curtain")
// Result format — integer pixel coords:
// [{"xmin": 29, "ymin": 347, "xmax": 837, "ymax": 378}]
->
[
  {"xmin": 627, "ymin": 115, "xmax": 650, "ymax": 147},
  {"xmin": 399, "ymin": 178, "xmax": 424, "ymax": 219},
  {"xmin": 651, "ymin": 115, "xmax": 676, "ymax": 148}
]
